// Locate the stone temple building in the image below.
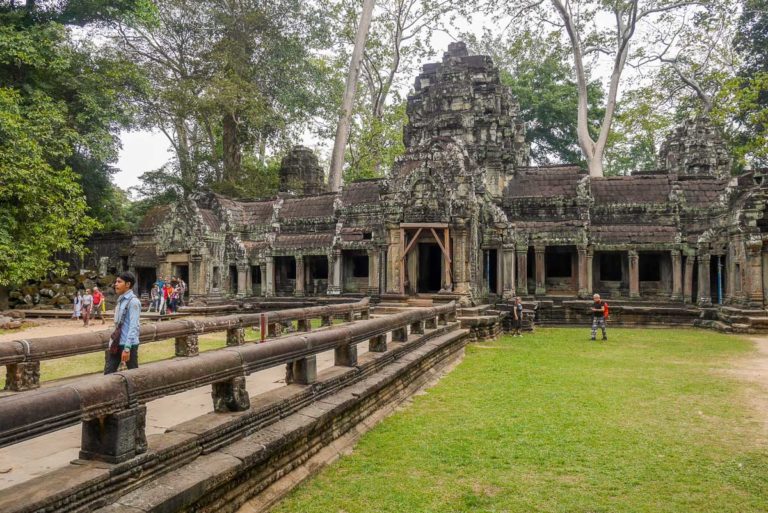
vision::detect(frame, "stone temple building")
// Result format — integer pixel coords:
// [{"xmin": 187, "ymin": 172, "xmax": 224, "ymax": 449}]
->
[{"xmin": 123, "ymin": 42, "xmax": 768, "ymax": 314}]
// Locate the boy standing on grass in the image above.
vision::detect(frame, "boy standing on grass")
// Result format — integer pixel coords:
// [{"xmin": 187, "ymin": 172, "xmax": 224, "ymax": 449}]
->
[{"xmin": 590, "ymin": 293, "xmax": 608, "ymax": 341}]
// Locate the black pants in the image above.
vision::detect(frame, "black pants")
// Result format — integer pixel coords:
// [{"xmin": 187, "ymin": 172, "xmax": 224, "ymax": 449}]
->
[{"xmin": 104, "ymin": 346, "xmax": 139, "ymax": 374}]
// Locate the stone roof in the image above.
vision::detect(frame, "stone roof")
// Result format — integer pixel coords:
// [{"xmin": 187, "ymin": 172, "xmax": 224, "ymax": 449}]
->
[
  {"xmin": 678, "ymin": 178, "xmax": 726, "ymax": 207},
  {"xmin": 591, "ymin": 176, "xmax": 671, "ymax": 204},
  {"xmin": 242, "ymin": 240, "xmax": 269, "ymax": 258},
  {"xmin": 240, "ymin": 201, "xmax": 276, "ymax": 224},
  {"xmin": 279, "ymin": 194, "xmax": 336, "ymax": 221},
  {"xmin": 274, "ymin": 232, "xmax": 335, "ymax": 249},
  {"xmin": 199, "ymin": 209, "xmax": 221, "ymax": 231},
  {"xmin": 591, "ymin": 224, "xmax": 677, "ymax": 244},
  {"xmin": 342, "ymin": 180, "xmax": 382, "ymax": 206},
  {"xmin": 505, "ymin": 166, "xmax": 584, "ymax": 198}
]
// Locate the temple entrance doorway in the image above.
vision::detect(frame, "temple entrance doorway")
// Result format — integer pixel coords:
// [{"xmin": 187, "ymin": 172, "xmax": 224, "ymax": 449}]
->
[
  {"xmin": 135, "ymin": 267, "xmax": 156, "ymax": 296},
  {"xmin": 418, "ymin": 243, "xmax": 443, "ymax": 293},
  {"xmin": 399, "ymin": 223, "xmax": 451, "ymax": 295}
]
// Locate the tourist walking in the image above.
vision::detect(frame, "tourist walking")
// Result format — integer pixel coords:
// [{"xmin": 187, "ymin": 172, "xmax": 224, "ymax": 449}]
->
[
  {"xmin": 162, "ymin": 281, "xmax": 174, "ymax": 314},
  {"xmin": 148, "ymin": 284, "xmax": 159, "ymax": 312},
  {"xmin": 512, "ymin": 296, "xmax": 524, "ymax": 337},
  {"xmin": 71, "ymin": 290, "xmax": 82, "ymax": 320},
  {"xmin": 92, "ymin": 286, "xmax": 106, "ymax": 325},
  {"xmin": 105, "ymin": 272, "xmax": 141, "ymax": 374},
  {"xmin": 81, "ymin": 288, "xmax": 93, "ymax": 327},
  {"xmin": 590, "ymin": 293, "xmax": 608, "ymax": 341},
  {"xmin": 155, "ymin": 275, "xmax": 166, "ymax": 314}
]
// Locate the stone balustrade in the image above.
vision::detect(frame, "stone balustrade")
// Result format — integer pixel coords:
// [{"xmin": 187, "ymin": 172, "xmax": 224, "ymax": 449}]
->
[
  {"xmin": 0, "ymin": 301, "xmax": 455, "ymax": 465},
  {"xmin": 0, "ymin": 299, "xmax": 371, "ymax": 392}
]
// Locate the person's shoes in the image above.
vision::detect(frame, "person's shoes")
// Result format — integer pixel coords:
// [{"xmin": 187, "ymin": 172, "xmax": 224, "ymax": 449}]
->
[
  {"xmin": 590, "ymin": 337, "xmax": 596, "ymax": 341},
  {"xmin": 602, "ymin": 337, "xmax": 608, "ymax": 341}
]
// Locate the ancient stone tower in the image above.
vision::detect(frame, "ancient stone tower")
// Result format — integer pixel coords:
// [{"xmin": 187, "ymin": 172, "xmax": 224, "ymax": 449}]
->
[
  {"xmin": 279, "ymin": 145, "xmax": 327, "ymax": 196},
  {"xmin": 657, "ymin": 116, "xmax": 732, "ymax": 179},
  {"xmin": 402, "ymin": 41, "xmax": 529, "ymax": 197}
]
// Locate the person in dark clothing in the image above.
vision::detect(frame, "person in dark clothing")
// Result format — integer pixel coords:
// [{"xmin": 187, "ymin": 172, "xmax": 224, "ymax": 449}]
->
[{"xmin": 590, "ymin": 293, "xmax": 607, "ymax": 341}]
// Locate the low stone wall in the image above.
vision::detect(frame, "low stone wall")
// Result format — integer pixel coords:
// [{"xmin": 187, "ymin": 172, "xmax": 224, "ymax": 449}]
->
[{"xmin": 0, "ymin": 325, "xmax": 467, "ymax": 513}]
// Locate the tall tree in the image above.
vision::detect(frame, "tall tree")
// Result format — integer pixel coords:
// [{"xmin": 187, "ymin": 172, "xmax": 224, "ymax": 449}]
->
[{"xmin": 329, "ymin": 0, "xmax": 376, "ymax": 192}]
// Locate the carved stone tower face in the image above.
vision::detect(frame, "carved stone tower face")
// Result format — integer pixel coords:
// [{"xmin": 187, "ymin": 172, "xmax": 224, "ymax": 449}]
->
[
  {"xmin": 402, "ymin": 41, "xmax": 529, "ymax": 197},
  {"xmin": 657, "ymin": 116, "xmax": 732, "ymax": 179},
  {"xmin": 279, "ymin": 146, "xmax": 327, "ymax": 196}
]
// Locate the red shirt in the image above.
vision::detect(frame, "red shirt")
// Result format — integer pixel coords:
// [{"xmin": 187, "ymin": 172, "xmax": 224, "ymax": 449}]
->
[{"xmin": 92, "ymin": 290, "xmax": 103, "ymax": 306}]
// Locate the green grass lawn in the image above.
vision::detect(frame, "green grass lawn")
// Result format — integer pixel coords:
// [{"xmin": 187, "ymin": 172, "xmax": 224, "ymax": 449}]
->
[{"xmin": 274, "ymin": 328, "xmax": 768, "ymax": 513}]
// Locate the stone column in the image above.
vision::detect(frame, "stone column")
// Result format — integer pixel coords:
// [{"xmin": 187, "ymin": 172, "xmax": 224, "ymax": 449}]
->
[
  {"xmin": 258, "ymin": 262, "xmax": 267, "ymax": 297},
  {"xmin": 328, "ymin": 249, "xmax": 342, "ymax": 295},
  {"xmin": 189, "ymin": 254, "xmax": 205, "ymax": 298},
  {"xmin": 367, "ymin": 248, "xmax": 379, "ymax": 295},
  {"xmin": 577, "ymin": 245, "xmax": 588, "ymax": 298},
  {"xmin": 683, "ymin": 252, "xmax": 695, "ymax": 303},
  {"xmin": 746, "ymin": 239, "xmax": 764, "ymax": 305},
  {"xmin": 671, "ymin": 250, "xmax": 683, "ymax": 301},
  {"xmin": 264, "ymin": 257, "xmax": 275, "ymax": 297},
  {"xmin": 534, "ymin": 244, "xmax": 546, "ymax": 296},
  {"xmin": 502, "ymin": 243, "xmax": 516, "ymax": 300},
  {"xmin": 236, "ymin": 263, "xmax": 248, "ymax": 298},
  {"xmin": 698, "ymin": 251, "xmax": 711, "ymax": 306},
  {"xmin": 294, "ymin": 255, "xmax": 305, "ymax": 297},
  {"xmin": 453, "ymin": 224, "xmax": 470, "ymax": 295},
  {"xmin": 628, "ymin": 250, "xmax": 640, "ymax": 298},
  {"xmin": 245, "ymin": 266, "xmax": 252, "ymax": 296},
  {"xmin": 586, "ymin": 247, "xmax": 594, "ymax": 296},
  {"xmin": 516, "ymin": 247, "xmax": 528, "ymax": 295},
  {"xmin": 386, "ymin": 226, "xmax": 401, "ymax": 294}
]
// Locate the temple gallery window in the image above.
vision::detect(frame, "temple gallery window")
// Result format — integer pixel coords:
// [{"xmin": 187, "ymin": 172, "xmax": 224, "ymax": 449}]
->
[
  {"xmin": 351, "ymin": 255, "xmax": 369, "ymax": 277},
  {"xmin": 600, "ymin": 253, "xmax": 623, "ymax": 281},
  {"xmin": 545, "ymin": 251, "xmax": 572, "ymax": 278},
  {"xmin": 639, "ymin": 253, "xmax": 662, "ymax": 281}
]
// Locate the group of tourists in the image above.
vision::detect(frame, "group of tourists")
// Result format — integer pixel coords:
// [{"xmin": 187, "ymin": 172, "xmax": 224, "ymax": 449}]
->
[
  {"xmin": 71, "ymin": 286, "xmax": 107, "ymax": 326},
  {"xmin": 148, "ymin": 275, "xmax": 186, "ymax": 315}
]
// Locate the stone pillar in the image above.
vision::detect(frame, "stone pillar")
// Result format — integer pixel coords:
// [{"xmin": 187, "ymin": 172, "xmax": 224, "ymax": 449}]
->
[
  {"xmin": 698, "ymin": 251, "xmax": 712, "ymax": 306},
  {"xmin": 671, "ymin": 250, "xmax": 683, "ymax": 301},
  {"xmin": 369, "ymin": 334, "xmax": 387, "ymax": 352},
  {"xmin": 586, "ymin": 247, "xmax": 594, "ymax": 296},
  {"xmin": 502, "ymin": 243, "xmax": 516, "ymax": 301},
  {"xmin": 335, "ymin": 343, "xmax": 358, "ymax": 366},
  {"xmin": 628, "ymin": 250, "xmax": 640, "ymax": 298},
  {"xmin": 367, "ymin": 248, "xmax": 379, "ymax": 295},
  {"xmin": 516, "ymin": 248, "xmax": 528, "ymax": 295},
  {"xmin": 534, "ymin": 244, "xmax": 546, "ymax": 296},
  {"xmin": 264, "ymin": 257, "xmax": 275, "ymax": 297},
  {"xmin": 258, "ymin": 262, "xmax": 267, "ymax": 296},
  {"xmin": 237, "ymin": 263, "xmax": 248, "ymax": 298},
  {"xmin": 294, "ymin": 255, "xmax": 305, "ymax": 297},
  {"xmin": 392, "ymin": 327, "xmax": 408, "ymax": 342},
  {"xmin": 746, "ymin": 239, "xmax": 764, "ymax": 305},
  {"xmin": 328, "ymin": 250, "xmax": 342, "ymax": 295},
  {"xmin": 577, "ymin": 246, "xmax": 588, "ymax": 298},
  {"xmin": 386, "ymin": 226, "xmax": 401, "ymax": 294},
  {"xmin": 80, "ymin": 405, "xmax": 147, "ymax": 464},
  {"xmin": 453, "ymin": 224, "xmax": 470, "ymax": 295},
  {"xmin": 683, "ymin": 253, "xmax": 695, "ymax": 303},
  {"xmin": 189, "ymin": 254, "xmax": 205, "ymax": 298},
  {"xmin": 245, "ymin": 266, "xmax": 252, "ymax": 296}
]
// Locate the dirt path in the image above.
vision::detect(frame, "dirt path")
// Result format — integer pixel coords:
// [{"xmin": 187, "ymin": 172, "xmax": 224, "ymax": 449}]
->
[
  {"xmin": 0, "ymin": 318, "xmax": 114, "ymax": 342},
  {"xmin": 727, "ymin": 336, "xmax": 768, "ymax": 445}
]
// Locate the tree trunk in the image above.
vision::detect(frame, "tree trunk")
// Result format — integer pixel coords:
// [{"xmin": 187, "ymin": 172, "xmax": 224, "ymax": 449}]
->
[
  {"xmin": 175, "ymin": 117, "xmax": 196, "ymax": 194},
  {"xmin": 222, "ymin": 112, "xmax": 241, "ymax": 183},
  {"xmin": 328, "ymin": 0, "xmax": 377, "ymax": 192},
  {"xmin": 0, "ymin": 286, "xmax": 9, "ymax": 311}
]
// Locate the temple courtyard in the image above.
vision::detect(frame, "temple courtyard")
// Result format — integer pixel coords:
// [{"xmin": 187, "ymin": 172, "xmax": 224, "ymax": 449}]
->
[{"xmin": 266, "ymin": 328, "xmax": 768, "ymax": 513}]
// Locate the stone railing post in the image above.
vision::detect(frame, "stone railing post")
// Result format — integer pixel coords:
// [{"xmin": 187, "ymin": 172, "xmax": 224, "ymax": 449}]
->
[
  {"xmin": 80, "ymin": 405, "xmax": 147, "ymax": 464},
  {"xmin": 297, "ymin": 318, "xmax": 312, "ymax": 332},
  {"xmin": 392, "ymin": 327, "xmax": 408, "ymax": 342},
  {"xmin": 320, "ymin": 315, "xmax": 332, "ymax": 327},
  {"xmin": 368, "ymin": 334, "xmax": 387, "ymax": 352},
  {"xmin": 212, "ymin": 377, "xmax": 250, "ymax": 412},
  {"xmin": 286, "ymin": 356, "xmax": 317, "ymax": 385},
  {"xmin": 425, "ymin": 316, "xmax": 438, "ymax": 329},
  {"xmin": 226, "ymin": 327, "xmax": 245, "ymax": 346},
  {"xmin": 410, "ymin": 319, "xmax": 425, "ymax": 334},
  {"xmin": 335, "ymin": 343, "xmax": 358, "ymax": 366},
  {"xmin": 175, "ymin": 333, "xmax": 199, "ymax": 357},
  {"xmin": 4, "ymin": 361, "xmax": 41, "ymax": 391}
]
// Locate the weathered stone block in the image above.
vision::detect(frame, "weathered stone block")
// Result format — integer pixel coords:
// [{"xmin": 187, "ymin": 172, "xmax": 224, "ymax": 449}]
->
[
  {"xmin": 4, "ymin": 361, "xmax": 40, "ymax": 391},
  {"xmin": 80, "ymin": 405, "xmax": 147, "ymax": 464},
  {"xmin": 226, "ymin": 327, "xmax": 245, "ymax": 346},
  {"xmin": 212, "ymin": 376, "xmax": 250, "ymax": 413},
  {"xmin": 175, "ymin": 333, "xmax": 199, "ymax": 357}
]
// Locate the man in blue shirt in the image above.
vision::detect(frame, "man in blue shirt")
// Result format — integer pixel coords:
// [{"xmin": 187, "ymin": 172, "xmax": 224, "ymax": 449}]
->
[{"xmin": 105, "ymin": 271, "xmax": 142, "ymax": 374}]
